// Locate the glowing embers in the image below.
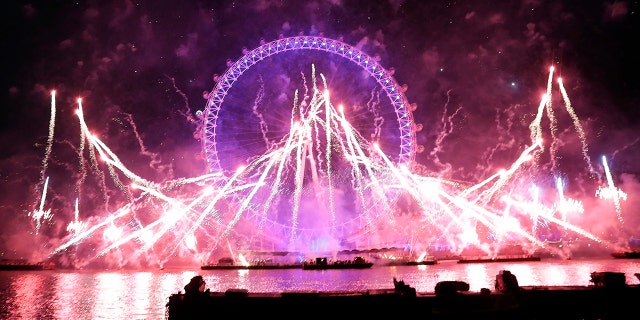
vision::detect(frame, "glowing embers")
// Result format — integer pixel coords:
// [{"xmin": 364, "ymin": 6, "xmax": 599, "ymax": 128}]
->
[{"xmin": 36, "ymin": 60, "xmax": 632, "ymax": 269}]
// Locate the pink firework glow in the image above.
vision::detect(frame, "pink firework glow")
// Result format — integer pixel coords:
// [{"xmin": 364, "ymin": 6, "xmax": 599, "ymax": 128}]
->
[{"xmin": 25, "ymin": 38, "xmax": 638, "ymax": 269}]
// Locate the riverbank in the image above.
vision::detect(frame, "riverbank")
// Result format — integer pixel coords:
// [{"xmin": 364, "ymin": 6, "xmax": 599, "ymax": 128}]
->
[
  {"xmin": 2, "ymin": 258, "xmax": 639, "ymax": 319},
  {"xmin": 167, "ymin": 270, "xmax": 640, "ymax": 319}
]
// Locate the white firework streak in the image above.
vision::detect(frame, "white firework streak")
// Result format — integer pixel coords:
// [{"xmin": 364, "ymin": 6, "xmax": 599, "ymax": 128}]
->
[
  {"xmin": 557, "ymin": 77, "xmax": 597, "ymax": 176},
  {"xmin": 39, "ymin": 64, "xmax": 629, "ymax": 267},
  {"xmin": 602, "ymin": 155, "xmax": 624, "ymax": 223},
  {"xmin": 39, "ymin": 91, "xmax": 56, "ymax": 184},
  {"xmin": 544, "ymin": 66, "xmax": 560, "ymax": 172}
]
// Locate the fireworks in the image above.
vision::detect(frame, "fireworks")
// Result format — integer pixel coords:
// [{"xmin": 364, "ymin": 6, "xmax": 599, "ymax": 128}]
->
[
  {"xmin": 599, "ymin": 155, "xmax": 627, "ymax": 223},
  {"xmin": 31, "ymin": 52, "xmax": 631, "ymax": 269}
]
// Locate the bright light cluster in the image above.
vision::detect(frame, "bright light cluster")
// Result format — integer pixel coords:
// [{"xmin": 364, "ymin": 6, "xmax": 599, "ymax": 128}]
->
[{"xmin": 31, "ymin": 60, "xmax": 631, "ymax": 268}]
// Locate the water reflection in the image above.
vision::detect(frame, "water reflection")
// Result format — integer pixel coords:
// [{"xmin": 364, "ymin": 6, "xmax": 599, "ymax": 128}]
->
[
  {"xmin": 507, "ymin": 264, "xmax": 536, "ymax": 285},
  {"xmin": 95, "ymin": 273, "xmax": 126, "ymax": 319},
  {"xmin": 14, "ymin": 274, "xmax": 40, "ymax": 319},
  {"xmin": 464, "ymin": 264, "xmax": 490, "ymax": 291},
  {"xmin": 54, "ymin": 273, "xmax": 86, "ymax": 319},
  {"xmin": 132, "ymin": 272, "xmax": 152, "ymax": 319},
  {"xmin": 0, "ymin": 258, "xmax": 639, "ymax": 319}
]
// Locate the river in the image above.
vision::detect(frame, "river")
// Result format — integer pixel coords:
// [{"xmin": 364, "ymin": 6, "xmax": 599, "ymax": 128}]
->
[{"xmin": 1, "ymin": 257, "xmax": 638, "ymax": 319}]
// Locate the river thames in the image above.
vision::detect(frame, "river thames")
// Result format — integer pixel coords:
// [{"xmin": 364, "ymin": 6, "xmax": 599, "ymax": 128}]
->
[{"xmin": 1, "ymin": 257, "xmax": 639, "ymax": 319}]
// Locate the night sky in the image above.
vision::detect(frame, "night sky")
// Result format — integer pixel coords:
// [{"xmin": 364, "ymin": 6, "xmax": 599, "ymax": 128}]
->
[{"xmin": 1, "ymin": 0, "xmax": 639, "ymax": 260}]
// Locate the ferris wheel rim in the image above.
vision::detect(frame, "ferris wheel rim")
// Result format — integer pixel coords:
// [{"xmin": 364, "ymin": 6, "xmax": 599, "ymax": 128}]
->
[{"xmin": 201, "ymin": 35, "xmax": 417, "ymax": 176}]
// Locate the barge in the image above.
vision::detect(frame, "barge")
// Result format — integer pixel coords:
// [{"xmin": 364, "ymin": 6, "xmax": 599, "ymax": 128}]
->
[
  {"xmin": 302, "ymin": 256, "xmax": 373, "ymax": 270},
  {"xmin": 457, "ymin": 254, "xmax": 541, "ymax": 263},
  {"xmin": 200, "ymin": 263, "xmax": 301, "ymax": 270},
  {"xmin": 201, "ymin": 257, "xmax": 302, "ymax": 270},
  {"xmin": 611, "ymin": 251, "xmax": 640, "ymax": 259}
]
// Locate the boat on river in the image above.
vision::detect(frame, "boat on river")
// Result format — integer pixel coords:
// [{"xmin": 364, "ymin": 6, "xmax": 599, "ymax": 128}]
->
[
  {"xmin": 201, "ymin": 263, "xmax": 301, "ymax": 270},
  {"xmin": 611, "ymin": 251, "xmax": 640, "ymax": 259},
  {"xmin": 457, "ymin": 254, "xmax": 541, "ymax": 263},
  {"xmin": 201, "ymin": 257, "xmax": 301, "ymax": 270},
  {"xmin": 382, "ymin": 258, "xmax": 437, "ymax": 266},
  {"xmin": 405, "ymin": 259, "xmax": 437, "ymax": 266},
  {"xmin": 302, "ymin": 256, "xmax": 373, "ymax": 270}
]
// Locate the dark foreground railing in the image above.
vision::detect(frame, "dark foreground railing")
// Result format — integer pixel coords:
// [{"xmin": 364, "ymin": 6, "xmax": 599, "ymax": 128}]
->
[{"xmin": 166, "ymin": 270, "xmax": 640, "ymax": 320}]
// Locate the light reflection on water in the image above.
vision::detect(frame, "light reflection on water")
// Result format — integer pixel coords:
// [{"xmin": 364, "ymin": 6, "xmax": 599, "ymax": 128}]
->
[{"xmin": 0, "ymin": 258, "xmax": 638, "ymax": 319}]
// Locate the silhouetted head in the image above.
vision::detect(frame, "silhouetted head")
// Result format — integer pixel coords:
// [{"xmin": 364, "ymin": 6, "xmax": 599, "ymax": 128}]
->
[{"xmin": 184, "ymin": 275, "xmax": 205, "ymax": 293}]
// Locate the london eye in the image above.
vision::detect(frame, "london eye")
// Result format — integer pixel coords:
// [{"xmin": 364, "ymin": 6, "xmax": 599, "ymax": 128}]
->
[{"xmin": 199, "ymin": 35, "xmax": 419, "ymax": 252}]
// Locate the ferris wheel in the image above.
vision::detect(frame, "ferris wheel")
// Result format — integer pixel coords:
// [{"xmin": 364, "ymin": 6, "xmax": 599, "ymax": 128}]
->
[{"xmin": 199, "ymin": 35, "xmax": 419, "ymax": 251}]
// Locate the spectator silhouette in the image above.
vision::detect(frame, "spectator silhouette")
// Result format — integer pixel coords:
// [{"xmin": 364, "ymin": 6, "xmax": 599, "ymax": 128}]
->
[{"xmin": 182, "ymin": 275, "xmax": 210, "ymax": 318}]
